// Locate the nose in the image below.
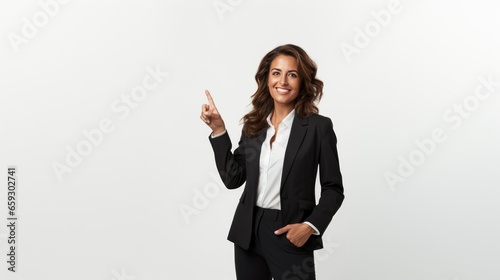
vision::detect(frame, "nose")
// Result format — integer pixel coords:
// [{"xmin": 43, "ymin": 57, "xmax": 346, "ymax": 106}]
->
[{"xmin": 279, "ymin": 75, "xmax": 288, "ymax": 86}]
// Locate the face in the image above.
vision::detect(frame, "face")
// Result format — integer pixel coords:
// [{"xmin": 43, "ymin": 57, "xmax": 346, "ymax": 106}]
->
[{"xmin": 267, "ymin": 55, "xmax": 301, "ymax": 109}]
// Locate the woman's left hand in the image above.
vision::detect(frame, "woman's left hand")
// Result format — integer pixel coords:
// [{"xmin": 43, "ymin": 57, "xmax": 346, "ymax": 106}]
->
[{"xmin": 274, "ymin": 223, "xmax": 315, "ymax": 247}]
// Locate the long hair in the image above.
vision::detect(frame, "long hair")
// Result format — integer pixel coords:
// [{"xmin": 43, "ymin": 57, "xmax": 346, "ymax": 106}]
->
[{"xmin": 242, "ymin": 44, "xmax": 324, "ymax": 137}]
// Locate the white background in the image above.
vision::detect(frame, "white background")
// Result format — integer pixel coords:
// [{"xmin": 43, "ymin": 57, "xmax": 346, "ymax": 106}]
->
[{"xmin": 1, "ymin": 0, "xmax": 499, "ymax": 279}]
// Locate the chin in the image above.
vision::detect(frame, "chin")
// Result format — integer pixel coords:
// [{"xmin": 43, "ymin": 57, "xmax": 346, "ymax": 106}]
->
[{"xmin": 273, "ymin": 97, "xmax": 297, "ymax": 107}]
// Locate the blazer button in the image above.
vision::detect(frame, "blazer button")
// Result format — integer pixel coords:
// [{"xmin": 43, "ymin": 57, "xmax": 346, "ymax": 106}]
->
[{"xmin": 282, "ymin": 193, "xmax": 288, "ymax": 199}]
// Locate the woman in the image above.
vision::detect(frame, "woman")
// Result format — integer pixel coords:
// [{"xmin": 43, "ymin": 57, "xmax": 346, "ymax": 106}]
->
[{"xmin": 200, "ymin": 44, "xmax": 344, "ymax": 280}]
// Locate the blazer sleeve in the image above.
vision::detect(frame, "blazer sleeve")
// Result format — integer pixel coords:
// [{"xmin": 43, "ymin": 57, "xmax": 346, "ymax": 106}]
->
[
  {"xmin": 208, "ymin": 131, "xmax": 247, "ymax": 189},
  {"xmin": 306, "ymin": 119, "xmax": 345, "ymax": 234}
]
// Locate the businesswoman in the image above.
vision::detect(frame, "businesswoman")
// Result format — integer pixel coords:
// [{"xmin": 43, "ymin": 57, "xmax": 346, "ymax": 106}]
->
[{"xmin": 200, "ymin": 44, "xmax": 344, "ymax": 280}]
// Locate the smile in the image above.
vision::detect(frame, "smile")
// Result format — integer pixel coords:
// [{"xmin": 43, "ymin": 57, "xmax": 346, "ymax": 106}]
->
[{"xmin": 276, "ymin": 87, "xmax": 291, "ymax": 94}]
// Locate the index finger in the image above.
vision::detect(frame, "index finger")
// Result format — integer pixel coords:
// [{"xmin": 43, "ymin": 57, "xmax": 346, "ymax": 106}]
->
[
  {"xmin": 274, "ymin": 225, "xmax": 290, "ymax": 235},
  {"xmin": 205, "ymin": 90, "xmax": 216, "ymax": 106}
]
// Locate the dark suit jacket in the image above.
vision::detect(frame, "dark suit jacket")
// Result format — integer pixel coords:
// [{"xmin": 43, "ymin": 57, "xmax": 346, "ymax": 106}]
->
[{"xmin": 209, "ymin": 113, "xmax": 344, "ymax": 251}]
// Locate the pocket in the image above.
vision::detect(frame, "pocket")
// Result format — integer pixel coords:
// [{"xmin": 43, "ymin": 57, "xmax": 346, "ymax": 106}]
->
[
  {"xmin": 276, "ymin": 230, "xmax": 311, "ymax": 253},
  {"xmin": 277, "ymin": 232, "xmax": 299, "ymax": 249}
]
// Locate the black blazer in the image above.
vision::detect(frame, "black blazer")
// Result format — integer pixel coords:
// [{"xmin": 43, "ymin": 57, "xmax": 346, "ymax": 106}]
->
[{"xmin": 209, "ymin": 114, "xmax": 344, "ymax": 251}]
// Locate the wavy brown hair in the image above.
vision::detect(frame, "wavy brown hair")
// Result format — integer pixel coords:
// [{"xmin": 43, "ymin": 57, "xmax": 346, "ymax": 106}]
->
[{"xmin": 242, "ymin": 44, "xmax": 324, "ymax": 137}]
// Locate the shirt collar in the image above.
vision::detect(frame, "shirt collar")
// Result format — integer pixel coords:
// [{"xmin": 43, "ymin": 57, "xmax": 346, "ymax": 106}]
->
[{"xmin": 266, "ymin": 109, "xmax": 296, "ymax": 128}]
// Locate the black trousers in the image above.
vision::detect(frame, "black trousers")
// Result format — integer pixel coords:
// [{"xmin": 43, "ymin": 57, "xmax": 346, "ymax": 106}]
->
[{"xmin": 234, "ymin": 206, "xmax": 316, "ymax": 280}]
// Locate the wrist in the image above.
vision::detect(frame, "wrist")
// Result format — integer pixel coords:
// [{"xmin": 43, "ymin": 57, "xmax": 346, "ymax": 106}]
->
[
  {"xmin": 303, "ymin": 223, "xmax": 314, "ymax": 233},
  {"xmin": 308, "ymin": 226, "xmax": 314, "ymax": 234},
  {"xmin": 303, "ymin": 222, "xmax": 320, "ymax": 235},
  {"xmin": 213, "ymin": 126, "xmax": 225, "ymax": 133},
  {"xmin": 212, "ymin": 128, "xmax": 226, "ymax": 137}
]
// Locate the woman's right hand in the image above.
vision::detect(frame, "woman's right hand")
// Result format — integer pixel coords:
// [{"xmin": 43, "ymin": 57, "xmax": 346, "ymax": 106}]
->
[{"xmin": 201, "ymin": 90, "xmax": 226, "ymax": 135}]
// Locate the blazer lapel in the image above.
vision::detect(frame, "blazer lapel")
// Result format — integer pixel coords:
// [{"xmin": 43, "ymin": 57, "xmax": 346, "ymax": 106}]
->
[{"xmin": 281, "ymin": 115, "xmax": 308, "ymax": 189}]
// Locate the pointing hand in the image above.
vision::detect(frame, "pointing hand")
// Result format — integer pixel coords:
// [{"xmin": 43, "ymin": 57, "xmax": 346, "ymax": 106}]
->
[{"xmin": 201, "ymin": 90, "xmax": 226, "ymax": 135}]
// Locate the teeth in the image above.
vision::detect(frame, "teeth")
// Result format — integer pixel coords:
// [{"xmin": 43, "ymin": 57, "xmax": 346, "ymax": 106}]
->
[{"xmin": 277, "ymin": 88, "xmax": 290, "ymax": 93}]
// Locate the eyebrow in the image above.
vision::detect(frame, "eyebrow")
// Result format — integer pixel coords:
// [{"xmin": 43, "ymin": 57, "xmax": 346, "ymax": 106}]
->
[{"xmin": 271, "ymin": 68, "xmax": 299, "ymax": 73}]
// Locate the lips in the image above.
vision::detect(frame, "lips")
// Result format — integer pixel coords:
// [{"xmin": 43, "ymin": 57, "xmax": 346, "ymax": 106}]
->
[{"xmin": 276, "ymin": 87, "xmax": 291, "ymax": 94}]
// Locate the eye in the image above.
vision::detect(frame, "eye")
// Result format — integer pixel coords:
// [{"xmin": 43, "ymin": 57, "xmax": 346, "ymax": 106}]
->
[
  {"xmin": 288, "ymin": 73, "xmax": 298, "ymax": 78},
  {"xmin": 272, "ymin": 71, "xmax": 280, "ymax": 76}
]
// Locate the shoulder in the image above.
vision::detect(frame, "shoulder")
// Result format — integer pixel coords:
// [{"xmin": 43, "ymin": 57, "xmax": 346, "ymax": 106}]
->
[
  {"xmin": 306, "ymin": 113, "xmax": 333, "ymax": 127},
  {"xmin": 304, "ymin": 114, "xmax": 337, "ymax": 140}
]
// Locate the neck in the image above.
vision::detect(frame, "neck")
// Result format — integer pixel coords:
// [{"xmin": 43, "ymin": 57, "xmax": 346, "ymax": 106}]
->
[{"xmin": 271, "ymin": 103, "xmax": 294, "ymax": 124}]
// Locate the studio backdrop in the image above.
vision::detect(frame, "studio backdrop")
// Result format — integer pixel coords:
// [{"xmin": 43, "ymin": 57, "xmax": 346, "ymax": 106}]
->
[{"xmin": 0, "ymin": 0, "xmax": 499, "ymax": 279}]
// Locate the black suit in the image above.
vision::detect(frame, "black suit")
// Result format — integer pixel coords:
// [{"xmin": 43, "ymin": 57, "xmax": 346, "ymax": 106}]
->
[{"xmin": 209, "ymin": 113, "xmax": 344, "ymax": 252}]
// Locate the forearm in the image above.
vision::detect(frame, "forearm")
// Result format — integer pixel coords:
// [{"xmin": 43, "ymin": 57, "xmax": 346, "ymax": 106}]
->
[
  {"xmin": 307, "ymin": 119, "xmax": 344, "ymax": 233},
  {"xmin": 208, "ymin": 131, "xmax": 247, "ymax": 189}
]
